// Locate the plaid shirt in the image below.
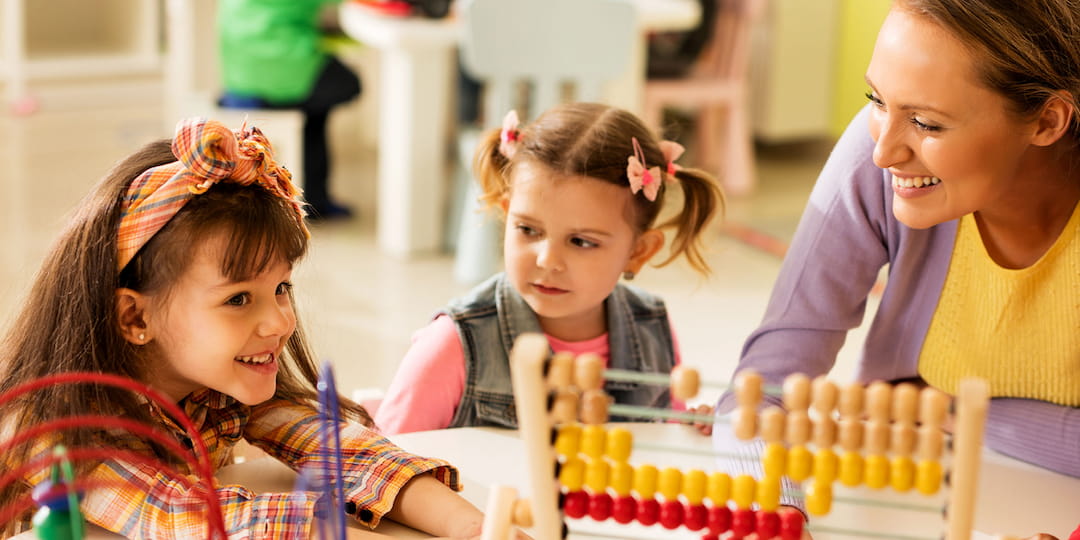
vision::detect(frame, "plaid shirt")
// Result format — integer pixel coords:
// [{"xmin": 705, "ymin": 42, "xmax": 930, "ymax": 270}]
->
[{"xmin": 31, "ymin": 390, "xmax": 458, "ymax": 539}]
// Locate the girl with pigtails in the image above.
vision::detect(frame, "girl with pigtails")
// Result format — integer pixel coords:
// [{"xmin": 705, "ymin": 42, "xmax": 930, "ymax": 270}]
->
[{"xmin": 376, "ymin": 102, "xmax": 725, "ymax": 435}]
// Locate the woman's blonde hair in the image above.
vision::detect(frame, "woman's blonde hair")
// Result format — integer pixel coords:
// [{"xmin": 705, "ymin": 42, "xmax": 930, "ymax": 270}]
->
[{"xmin": 898, "ymin": 0, "xmax": 1080, "ymax": 141}]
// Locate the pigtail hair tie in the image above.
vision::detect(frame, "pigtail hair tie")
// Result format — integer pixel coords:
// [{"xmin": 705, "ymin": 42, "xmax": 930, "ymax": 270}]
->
[{"xmin": 499, "ymin": 110, "xmax": 521, "ymax": 159}]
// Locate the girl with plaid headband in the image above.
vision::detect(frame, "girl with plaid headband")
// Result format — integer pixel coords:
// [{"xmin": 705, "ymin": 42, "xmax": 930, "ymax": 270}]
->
[
  {"xmin": 0, "ymin": 119, "xmax": 491, "ymax": 538},
  {"xmin": 376, "ymin": 102, "xmax": 725, "ymax": 436}
]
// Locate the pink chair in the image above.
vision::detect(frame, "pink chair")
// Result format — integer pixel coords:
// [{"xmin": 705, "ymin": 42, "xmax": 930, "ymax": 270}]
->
[{"xmin": 643, "ymin": 0, "xmax": 766, "ymax": 196}]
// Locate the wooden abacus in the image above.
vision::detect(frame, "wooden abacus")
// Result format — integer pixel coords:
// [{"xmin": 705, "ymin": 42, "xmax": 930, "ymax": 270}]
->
[{"xmin": 479, "ymin": 333, "xmax": 1028, "ymax": 540}]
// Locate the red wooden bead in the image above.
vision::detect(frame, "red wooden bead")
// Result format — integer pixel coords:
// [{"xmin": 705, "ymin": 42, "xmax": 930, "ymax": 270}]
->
[
  {"xmin": 731, "ymin": 508, "xmax": 755, "ymax": 538},
  {"xmin": 707, "ymin": 505, "xmax": 732, "ymax": 534},
  {"xmin": 779, "ymin": 508, "xmax": 805, "ymax": 540},
  {"xmin": 659, "ymin": 500, "xmax": 684, "ymax": 530},
  {"xmin": 636, "ymin": 498, "xmax": 660, "ymax": 526},
  {"xmin": 685, "ymin": 503, "xmax": 708, "ymax": 531},
  {"xmin": 563, "ymin": 490, "xmax": 588, "ymax": 519},
  {"xmin": 588, "ymin": 492, "xmax": 613, "ymax": 522},
  {"xmin": 756, "ymin": 510, "xmax": 780, "ymax": 539},
  {"xmin": 612, "ymin": 495, "xmax": 636, "ymax": 524}
]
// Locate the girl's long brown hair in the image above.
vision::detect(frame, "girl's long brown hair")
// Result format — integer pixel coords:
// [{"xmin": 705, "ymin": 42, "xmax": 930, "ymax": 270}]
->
[
  {"xmin": 0, "ymin": 139, "xmax": 370, "ymax": 532},
  {"xmin": 473, "ymin": 102, "xmax": 725, "ymax": 274}
]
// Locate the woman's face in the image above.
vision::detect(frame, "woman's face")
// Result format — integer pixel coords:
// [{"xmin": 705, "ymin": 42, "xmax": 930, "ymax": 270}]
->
[{"xmin": 866, "ymin": 8, "xmax": 1042, "ymax": 229}]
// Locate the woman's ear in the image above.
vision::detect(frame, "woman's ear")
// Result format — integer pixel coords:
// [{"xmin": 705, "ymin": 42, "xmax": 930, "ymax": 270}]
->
[
  {"xmin": 1031, "ymin": 91, "xmax": 1076, "ymax": 147},
  {"xmin": 115, "ymin": 288, "xmax": 150, "ymax": 345},
  {"xmin": 626, "ymin": 229, "xmax": 665, "ymax": 276}
]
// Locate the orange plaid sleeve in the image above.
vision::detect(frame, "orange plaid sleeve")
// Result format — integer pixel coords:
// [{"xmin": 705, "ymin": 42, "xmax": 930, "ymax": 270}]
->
[{"xmin": 245, "ymin": 399, "xmax": 460, "ymax": 529}]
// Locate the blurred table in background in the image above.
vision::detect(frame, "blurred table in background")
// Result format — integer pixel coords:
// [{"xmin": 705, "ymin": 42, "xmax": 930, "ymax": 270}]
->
[{"xmin": 337, "ymin": 0, "xmax": 701, "ymax": 256}]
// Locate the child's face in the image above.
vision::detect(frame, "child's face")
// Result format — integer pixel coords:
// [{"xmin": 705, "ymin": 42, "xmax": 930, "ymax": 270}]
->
[
  {"xmin": 143, "ymin": 234, "xmax": 296, "ymax": 405},
  {"xmin": 503, "ymin": 162, "xmax": 642, "ymax": 340}
]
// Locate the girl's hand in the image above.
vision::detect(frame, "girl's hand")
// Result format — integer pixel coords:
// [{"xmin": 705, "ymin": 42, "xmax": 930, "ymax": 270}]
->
[{"xmin": 689, "ymin": 403, "xmax": 714, "ymax": 435}]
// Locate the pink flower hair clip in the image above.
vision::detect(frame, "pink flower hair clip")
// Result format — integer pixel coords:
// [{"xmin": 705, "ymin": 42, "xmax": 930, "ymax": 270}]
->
[
  {"xmin": 627, "ymin": 137, "xmax": 664, "ymax": 201},
  {"xmin": 659, "ymin": 140, "xmax": 685, "ymax": 175},
  {"xmin": 499, "ymin": 110, "xmax": 521, "ymax": 159}
]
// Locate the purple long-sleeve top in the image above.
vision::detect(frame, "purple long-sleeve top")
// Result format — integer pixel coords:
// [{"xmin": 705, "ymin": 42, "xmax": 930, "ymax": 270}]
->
[{"xmin": 716, "ymin": 105, "xmax": 1080, "ymax": 478}]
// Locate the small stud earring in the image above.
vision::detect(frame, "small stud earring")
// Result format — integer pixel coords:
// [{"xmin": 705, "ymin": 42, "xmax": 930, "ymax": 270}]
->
[
  {"xmin": 622, "ymin": 271, "xmax": 635, "ymax": 280},
  {"xmin": 138, "ymin": 333, "xmax": 146, "ymax": 342}
]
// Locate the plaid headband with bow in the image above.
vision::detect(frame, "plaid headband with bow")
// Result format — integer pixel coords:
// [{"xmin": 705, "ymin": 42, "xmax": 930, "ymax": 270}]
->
[{"xmin": 116, "ymin": 118, "xmax": 309, "ymax": 271}]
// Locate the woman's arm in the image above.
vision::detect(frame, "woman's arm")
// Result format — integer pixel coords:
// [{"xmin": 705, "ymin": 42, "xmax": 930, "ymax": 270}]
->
[
  {"xmin": 374, "ymin": 315, "xmax": 467, "ymax": 434},
  {"xmin": 720, "ymin": 106, "xmax": 892, "ymax": 411},
  {"xmin": 985, "ymin": 398, "xmax": 1080, "ymax": 478}
]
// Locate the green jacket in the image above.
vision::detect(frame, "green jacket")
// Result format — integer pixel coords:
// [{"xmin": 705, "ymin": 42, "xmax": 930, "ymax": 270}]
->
[{"xmin": 217, "ymin": 0, "xmax": 341, "ymax": 103}]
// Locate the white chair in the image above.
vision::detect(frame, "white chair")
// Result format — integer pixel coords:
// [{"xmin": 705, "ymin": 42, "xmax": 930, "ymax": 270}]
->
[
  {"xmin": 643, "ymin": 0, "xmax": 766, "ymax": 196},
  {"xmin": 162, "ymin": 0, "xmax": 305, "ymax": 186},
  {"xmin": 451, "ymin": 0, "xmax": 637, "ymax": 284}
]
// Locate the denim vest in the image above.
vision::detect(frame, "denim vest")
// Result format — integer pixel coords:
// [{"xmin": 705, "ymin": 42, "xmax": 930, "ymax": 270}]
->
[{"xmin": 442, "ymin": 273, "xmax": 676, "ymax": 429}]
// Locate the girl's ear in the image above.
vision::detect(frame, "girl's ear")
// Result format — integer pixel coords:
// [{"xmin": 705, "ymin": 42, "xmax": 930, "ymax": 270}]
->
[
  {"xmin": 626, "ymin": 229, "xmax": 665, "ymax": 275},
  {"xmin": 115, "ymin": 288, "xmax": 150, "ymax": 345},
  {"xmin": 1031, "ymin": 91, "xmax": 1075, "ymax": 147}
]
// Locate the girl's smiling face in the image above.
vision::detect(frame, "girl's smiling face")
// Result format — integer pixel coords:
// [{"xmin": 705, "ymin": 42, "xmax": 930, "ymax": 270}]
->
[
  {"xmin": 866, "ymin": 8, "xmax": 1043, "ymax": 229},
  {"xmin": 141, "ymin": 233, "xmax": 296, "ymax": 405},
  {"xmin": 503, "ymin": 162, "xmax": 658, "ymax": 341}
]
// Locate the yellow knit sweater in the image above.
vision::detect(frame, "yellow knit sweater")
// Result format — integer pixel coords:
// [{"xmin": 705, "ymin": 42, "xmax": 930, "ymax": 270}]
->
[{"xmin": 919, "ymin": 204, "xmax": 1080, "ymax": 406}]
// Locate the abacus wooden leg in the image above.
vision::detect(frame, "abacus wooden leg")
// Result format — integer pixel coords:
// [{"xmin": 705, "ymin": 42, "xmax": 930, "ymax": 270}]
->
[{"xmin": 510, "ymin": 334, "xmax": 563, "ymax": 540}]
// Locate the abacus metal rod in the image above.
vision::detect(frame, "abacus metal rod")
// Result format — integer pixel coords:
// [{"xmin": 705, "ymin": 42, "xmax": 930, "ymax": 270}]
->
[
  {"xmin": 608, "ymin": 403, "xmax": 721, "ymax": 423},
  {"xmin": 602, "ymin": 368, "xmax": 784, "ymax": 396}
]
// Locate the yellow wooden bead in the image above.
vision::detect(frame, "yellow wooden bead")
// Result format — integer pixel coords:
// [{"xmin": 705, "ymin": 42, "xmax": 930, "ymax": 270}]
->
[
  {"xmin": 763, "ymin": 442, "xmax": 787, "ymax": 478},
  {"xmin": 865, "ymin": 454, "xmax": 890, "ymax": 489},
  {"xmin": 890, "ymin": 456, "xmax": 915, "ymax": 492},
  {"xmin": 634, "ymin": 464, "xmax": 659, "ymax": 499},
  {"xmin": 787, "ymin": 445, "xmax": 813, "ymax": 482},
  {"xmin": 559, "ymin": 457, "xmax": 585, "ymax": 491},
  {"xmin": 732, "ymin": 474, "xmax": 756, "ymax": 509},
  {"xmin": 554, "ymin": 424, "xmax": 582, "ymax": 459},
  {"xmin": 916, "ymin": 459, "xmax": 943, "ymax": 495},
  {"xmin": 683, "ymin": 469, "xmax": 707, "ymax": 505},
  {"xmin": 584, "ymin": 457, "xmax": 610, "ymax": 493},
  {"xmin": 813, "ymin": 448, "xmax": 838, "ymax": 484},
  {"xmin": 610, "ymin": 461, "xmax": 634, "ymax": 497},
  {"xmin": 806, "ymin": 479, "xmax": 833, "ymax": 516},
  {"xmin": 838, "ymin": 451, "xmax": 863, "ymax": 487},
  {"xmin": 658, "ymin": 467, "xmax": 683, "ymax": 501},
  {"xmin": 706, "ymin": 472, "xmax": 732, "ymax": 506},
  {"xmin": 605, "ymin": 428, "xmax": 633, "ymax": 462},
  {"xmin": 756, "ymin": 475, "xmax": 781, "ymax": 511},
  {"xmin": 581, "ymin": 424, "xmax": 606, "ymax": 458}
]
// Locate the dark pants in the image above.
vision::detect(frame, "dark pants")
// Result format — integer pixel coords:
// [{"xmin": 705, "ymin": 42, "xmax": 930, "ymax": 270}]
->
[
  {"xmin": 222, "ymin": 56, "xmax": 361, "ymax": 210},
  {"xmin": 292, "ymin": 56, "xmax": 361, "ymax": 209}
]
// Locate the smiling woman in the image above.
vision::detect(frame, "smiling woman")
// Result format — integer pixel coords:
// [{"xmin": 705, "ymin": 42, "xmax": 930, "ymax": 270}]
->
[{"xmin": 716, "ymin": 0, "xmax": 1080, "ymax": 511}]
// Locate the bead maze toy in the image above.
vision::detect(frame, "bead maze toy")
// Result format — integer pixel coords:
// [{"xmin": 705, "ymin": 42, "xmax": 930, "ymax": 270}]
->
[
  {"xmin": 0, "ymin": 362, "xmax": 349, "ymax": 540},
  {"xmin": 479, "ymin": 333, "xmax": 1030, "ymax": 540}
]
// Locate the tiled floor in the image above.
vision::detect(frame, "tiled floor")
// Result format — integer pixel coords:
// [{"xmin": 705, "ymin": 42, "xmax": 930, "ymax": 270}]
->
[{"xmin": 0, "ymin": 92, "xmax": 870, "ymax": 410}]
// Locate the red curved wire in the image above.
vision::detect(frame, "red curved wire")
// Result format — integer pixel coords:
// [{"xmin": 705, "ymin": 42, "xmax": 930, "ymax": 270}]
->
[
  {"xmin": 0, "ymin": 373, "xmax": 226, "ymax": 536},
  {"xmin": 0, "ymin": 448, "xmax": 216, "ymax": 535}
]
